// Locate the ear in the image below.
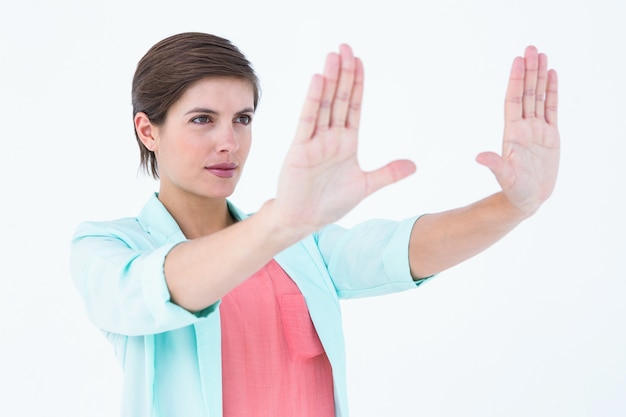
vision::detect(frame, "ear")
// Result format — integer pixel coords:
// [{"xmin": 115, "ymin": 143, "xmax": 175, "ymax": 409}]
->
[{"xmin": 134, "ymin": 112, "xmax": 159, "ymax": 151}]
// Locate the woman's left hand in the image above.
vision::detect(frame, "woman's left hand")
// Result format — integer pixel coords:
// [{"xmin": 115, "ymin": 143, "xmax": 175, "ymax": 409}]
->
[{"xmin": 476, "ymin": 45, "xmax": 560, "ymax": 217}]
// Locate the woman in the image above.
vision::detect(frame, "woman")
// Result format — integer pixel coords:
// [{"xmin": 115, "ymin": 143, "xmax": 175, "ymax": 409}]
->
[{"xmin": 71, "ymin": 32, "xmax": 559, "ymax": 417}]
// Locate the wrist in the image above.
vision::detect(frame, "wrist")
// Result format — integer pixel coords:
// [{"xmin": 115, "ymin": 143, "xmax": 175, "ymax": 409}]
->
[
  {"xmin": 255, "ymin": 199, "xmax": 315, "ymax": 247},
  {"xmin": 493, "ymin": 192, "xmax": 536, "ymax": 223}
]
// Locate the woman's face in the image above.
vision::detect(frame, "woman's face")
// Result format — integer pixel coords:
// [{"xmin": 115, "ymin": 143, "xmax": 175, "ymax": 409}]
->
[{"xmin": 150, "ymin": 77, "xmax": 255, "ymax": 201}]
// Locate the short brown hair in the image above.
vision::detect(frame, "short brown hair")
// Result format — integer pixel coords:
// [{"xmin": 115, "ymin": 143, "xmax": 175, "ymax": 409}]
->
[{"xmin": 131, "ymin": 32, "xmax": 261, "ymax": 178}]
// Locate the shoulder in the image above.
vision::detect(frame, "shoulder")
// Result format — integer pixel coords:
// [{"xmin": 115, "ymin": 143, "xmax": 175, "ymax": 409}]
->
[
  {"xmin": 72, "ymin": 217, "xmax": 151, "ymax": 247},
  {"xmin": 74, "ymin": 217, "xmax": 143, "ymax": 235},
  {"xmin": 72, "ymin": 193, "xmax": 185, "ymax": 248}
]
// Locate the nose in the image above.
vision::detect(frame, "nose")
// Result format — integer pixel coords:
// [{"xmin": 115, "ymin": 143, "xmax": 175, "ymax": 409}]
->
[{"xmin": 216, "ymin": 123, "xmax": 239, "ymax": 153}]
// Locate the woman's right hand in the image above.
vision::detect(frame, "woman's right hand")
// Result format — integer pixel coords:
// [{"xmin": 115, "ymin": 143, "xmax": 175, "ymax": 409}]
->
[{"xmin": 274, "ymin": 44, "xmax": 416, "ymax": 236}]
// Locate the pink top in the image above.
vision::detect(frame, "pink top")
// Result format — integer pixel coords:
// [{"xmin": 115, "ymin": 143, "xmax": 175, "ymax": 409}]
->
[{"xmin": 220, "ymin": 259, "xmax": 335, "ymax": 417}]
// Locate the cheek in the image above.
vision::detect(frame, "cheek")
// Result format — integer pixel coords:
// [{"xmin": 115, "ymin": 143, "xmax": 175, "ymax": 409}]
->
[
  {"xmin": 166, "ymin": 134, "xmax": 205, "ymax": 157},
  {"xmin": 238, "ymin": 135, "xmax": 253, "ymax": 160},
  {"xmin": 155, "ymin": 138, "xmax": 197, "ymax": 171}
]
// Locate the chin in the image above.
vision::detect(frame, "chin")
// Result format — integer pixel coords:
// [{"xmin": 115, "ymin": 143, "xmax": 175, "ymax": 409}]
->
[{"xmin": 200, "ymin": 187, "xmax": 237, "ymax": 200}]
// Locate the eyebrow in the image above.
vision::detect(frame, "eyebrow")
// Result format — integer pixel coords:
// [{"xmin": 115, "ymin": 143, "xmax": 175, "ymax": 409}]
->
[{"xmin": 184, "ymin": 107, "xmax": 255, "ymax": 115}]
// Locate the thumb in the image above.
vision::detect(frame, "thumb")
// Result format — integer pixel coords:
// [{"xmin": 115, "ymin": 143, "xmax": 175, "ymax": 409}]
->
[
  {"xmin": 364, "ymin": 159, "xmax": 416, "ymax": 196},
  {"xmin": 476, "ymin": 151, "xmax": 514, "ymax": 189}
]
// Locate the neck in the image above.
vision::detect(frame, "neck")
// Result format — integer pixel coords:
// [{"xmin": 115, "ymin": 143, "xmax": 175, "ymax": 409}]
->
[{"xmin": 157, "ymin": 190, "xmax": 235, "ymax": 239}]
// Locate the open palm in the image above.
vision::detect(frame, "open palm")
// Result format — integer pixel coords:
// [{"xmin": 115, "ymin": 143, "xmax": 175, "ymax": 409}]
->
[
  {"xmin": 275, "ymin": 45, "xmax": 415, "ymax": 232},
  {"xmin": 477, "ymin": 46, "xmax": 560, "ymax": 216}
]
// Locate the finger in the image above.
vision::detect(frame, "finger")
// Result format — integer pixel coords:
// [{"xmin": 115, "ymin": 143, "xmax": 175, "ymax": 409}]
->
[
  {"xmin": 545, "ymin": 69, "xmax": 559, "ymax": 126},
  {"xmin": 476, "ymin": 151, "xmax": 504, "ymax": 174},
  {"xmin": 535, "ymin": 53, "xmax": 548, "ymax": 118},
  {"xmin": 363, "ymin": 159, "xmax": 416, "ymax": 197},
  {"xmin": 476, "ymin": 151, "xmax": 515, "ymax": 189},
  {"xmin": 346, "ymin": 57, "xmax": 364, "ymax": 129},
  {"xmin": 523, "ymin": 45, "xmax": 539, "ymax": 118},
  {"xmin": 317, "ymin": 52, "xmax": 340, "ymax": 131},
  {"xmin": 330, "ymin": 44, "xmax": 356, "ymax": 128},
  {"xmin": 294, "ymin": 74, "xmax": 324, "ymax": 142},
  {"xmin": 504, "ymin": 56, "xmax": 525, "ymax": 123}
]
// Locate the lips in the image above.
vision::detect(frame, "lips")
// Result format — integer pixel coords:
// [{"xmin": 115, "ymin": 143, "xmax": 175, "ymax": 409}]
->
[{"xmin": 205, "ymin": 162, "xmax": 238, "ymax": 178}]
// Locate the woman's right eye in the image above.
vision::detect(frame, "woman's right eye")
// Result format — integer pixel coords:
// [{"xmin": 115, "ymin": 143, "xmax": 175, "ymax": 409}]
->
[{"xmin": 191, "ymin": 116, "xmax": 211, "ymax": 124}]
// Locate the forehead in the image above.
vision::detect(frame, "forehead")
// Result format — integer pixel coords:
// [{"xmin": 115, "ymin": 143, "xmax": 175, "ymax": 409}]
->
[{"xmin": 174, "ymin": 76, "xmax": 255, "ymax": 111}]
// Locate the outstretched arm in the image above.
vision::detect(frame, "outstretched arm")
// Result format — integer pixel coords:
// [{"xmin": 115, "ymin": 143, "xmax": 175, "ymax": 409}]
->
[
  {"xmin": 164, "ymin": 45, "xmax": 415, "ymax": 311},
  {"xmin": 408, "ymin": 46, "xmax": 560, "ymax": 279}
]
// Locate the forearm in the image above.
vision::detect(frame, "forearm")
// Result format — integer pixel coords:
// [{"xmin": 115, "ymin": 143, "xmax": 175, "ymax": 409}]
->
[
  {"xmin": 164, "ymin": 199, "xmax": 309, "ymax": 312},
  {"xmin": 408, "ymin": 192, "xmax": 530, "ymax": 279}
]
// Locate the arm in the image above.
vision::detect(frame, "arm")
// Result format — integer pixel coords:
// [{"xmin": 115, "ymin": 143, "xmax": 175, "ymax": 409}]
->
[
  {"xmin": 71, "ymin": 221, "xmax": 201, "ymax": 336},
  {"xmin": 409, "ymin": 46, "xmax": 560, "ymax": 279},
  {"xmin": 164, "ymin": 45, "xmax": 415, "ymax": 312}
]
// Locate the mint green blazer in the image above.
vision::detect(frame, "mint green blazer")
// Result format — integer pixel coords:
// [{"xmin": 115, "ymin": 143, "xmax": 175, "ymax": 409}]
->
[{"xmin": 71, "ymin": 194, "xmax": 430, "ymax": 417}]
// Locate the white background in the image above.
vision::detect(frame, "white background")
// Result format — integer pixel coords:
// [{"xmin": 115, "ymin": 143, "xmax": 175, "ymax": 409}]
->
[{"xmin": 1, "ymin": 0, "xmax": 625, "ymax": 416}]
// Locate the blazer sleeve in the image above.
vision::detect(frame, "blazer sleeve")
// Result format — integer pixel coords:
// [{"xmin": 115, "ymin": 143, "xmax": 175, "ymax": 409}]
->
[
  {"xmin": 313, "ymin": 216, "xmax": 434, "ymax": 299},
  {"xmin": 70, "ymin": 220, "xmax": 218, "ymax": 336}
]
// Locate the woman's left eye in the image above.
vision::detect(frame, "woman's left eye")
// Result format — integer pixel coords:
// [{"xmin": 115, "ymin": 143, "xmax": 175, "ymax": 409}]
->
[{"xmin": 235, "ymin": 115, "xmax": 252, "ymax": 125}]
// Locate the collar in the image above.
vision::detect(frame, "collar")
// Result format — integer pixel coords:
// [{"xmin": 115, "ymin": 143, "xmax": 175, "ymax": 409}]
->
[{"xmin": 136, "ymin": 192, "xmax": 250, "ymax": 244}]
